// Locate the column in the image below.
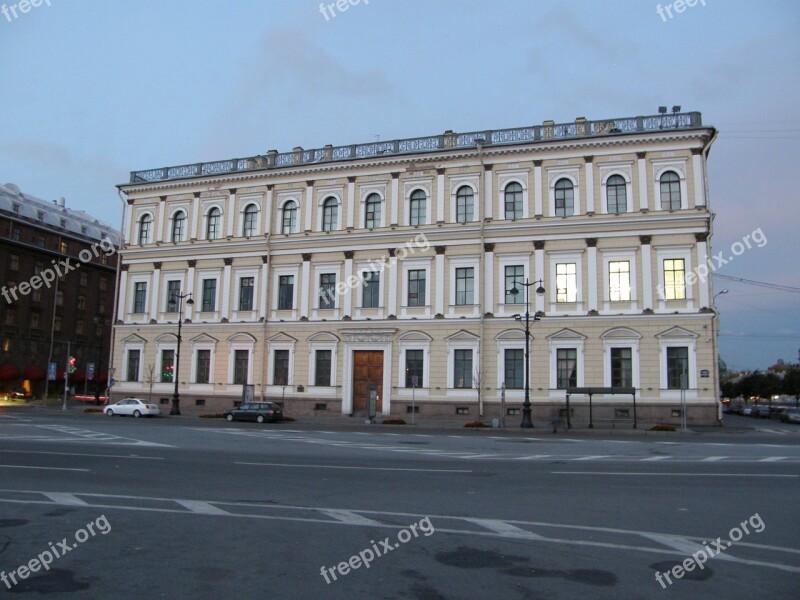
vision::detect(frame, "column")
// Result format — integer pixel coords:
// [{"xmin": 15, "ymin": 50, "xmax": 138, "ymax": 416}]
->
[
  {"xmin": 259, "ymin": 257, "xmax": 269, "ymax": 318},
  {"xmin": 191, "ymin": 192, "xmax": 200, "ymax": 239},
  {"xmin": 221, "ymin": 258, "xmax": 232, "ymax": 320},
  {"xmin": 149, "ymin": 262, "xmax": 161, "ymax": 321},
  {"xmin": 186, "ymin": 260, "xmax": 196, "ymax": 309},
  {"xmin": 155, "ymin": 196, "xmax": 166, "ymax": 243},
  {"xmin": 304, "ymin": 181, "xmax": 314, "ymax": 232},
  {"xmin": 387, "ymin": 249, "xmax": 397, "ymax": 316},
  {"xmin": 483, "ymin": 243, "xmax": 494, "ymax": 314},
  {"xmin": 695, "ymin": 233, "xmax": 710, "ymax": 307},
  {"xmin": 436, "ymin": 169, "xmax": 445, "ymax": 223},
  {"xmin": 640, "ymin": 236, "xmax": 653, "ymax": 310},
  {"xmin": 264, "ymin": 187, "xmax": 273, "ymax": 234},
  {"xmin": 692, "ymin": 149, "xmax": 706, "ymax": 207},
  {"xmin": 117, "ymin": 266, "xmax": 128, "ymax": 320},
  {"xmin": 533, "ymin": 161, "xmax": 543, "ymax": 217},
  {"xmin": 391, "ymin": 173, "xmax": 399, "ymax": 227},
  {"xmin": 343, "ymin": 251, "xmax": 354, "ymax": 318},
  {"xmin": 124, "ymin": 202, "xmax": 134, "ymax": 243},
  {"xmin": 435, "ymin": 246, "xmax": 445, "ymax": 315},
  {"xmin": 301, "ymin": 254, "xmax": 311, "ymax": 318},
  {"xmin": 226, "ymin": 189, "xmax": 236, "ymax": 237},
  {"xmin": 637, "ymin": 153, "xmax": 649, "ymax": 211},
  {"xmin": 584, "ymin": 157, "xmax": 595, "ymax": 215},
  {"xmin": 346, "ymin": 177, "xmax": 355, "ymax": 229},
  {"xmin": 586, "ymin": 239, "xmax": 597, "ymax": 312},
  {"xmin": 483, "ymin": 165, "xmax": 493, "ymax": 220},
  {"xmin": 534, "ymin": 241, "xmax": 545, "ymax": 313}
]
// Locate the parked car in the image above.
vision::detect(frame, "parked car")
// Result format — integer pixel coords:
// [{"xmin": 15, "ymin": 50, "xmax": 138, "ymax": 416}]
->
[
  {"xmin": 780, "ymin": 408, "xmax": 800, "ymax": 424},
  {"xmin": 9, "ymin": 388, "xmax": 32, "ymax": 399},
  {"xmin": 104, "ymin": 398, "xmax": 160, "ymax": 418},
  {"xmin": 753, "ymin": 405, "xmax": 771, "ymax": 418},
  {"xmin": 224, "ymin": 402, "xmax": 283, "ymax": 423},
  {"xmin": 740, "ymin": 406, "xmax": 753, "ymax": 416}
]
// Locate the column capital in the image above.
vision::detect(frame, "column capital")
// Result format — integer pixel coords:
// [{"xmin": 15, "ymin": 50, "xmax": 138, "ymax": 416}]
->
[{"xmin": 533, "ymin": 240, "xmax": 545, "ymax": 250}]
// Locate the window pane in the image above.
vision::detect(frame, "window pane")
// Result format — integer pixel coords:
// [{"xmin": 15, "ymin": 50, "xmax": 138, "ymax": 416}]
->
[
  {"xmin": 278, "ymin": 275, "xmax": 294, "ymax": 310},
  {"xmin": 456, "ymin": 186, "xmax": 474, "ymax": 223},
  {"xmin": 362, "ymin": 272, "xmax": 380, "ymax": 308},
  {"xmin": 133, "ymin": 283, "xmax": 147, "ymax": 313},
  {"xmin": 405, "ymin": 350, "xmax": 424, "ymax": 387},
  {"xmin": 410, "ymin": 190, "xmax": 426, "ymax": 226},
  {"xmin": 365, "ymin": 194, "xmax": 381, "ymax": 229},
  {"xmin": 609, "ymin": 261, "xmax": 631, "ymax": 301},
  {"xmin": 454, "ymin": 349, "xmax": 473, "ymax": 388},
  {"xmin": 667, "ymin": 346, "xmax": 689, "ymax": 389},
  {"xmin": 166, "ymin": 281, "xmax": 181, "ymax": 312},
  {"xmin": 202, "ymin": 279, "xmax": 217, "ymax": 312},
  {"xmin": 663, "ymin": 259, "xmax": 686, "ymax": 300},
  {"xmin": 455, "ymin": 267, "xmax": 474, "ymax": 305},
  {"xmin": 660, "ymin": 171, "xmax": 681, "ymax": 211},
  {"xmin": 127, "ymin": 350, "xmax": 140, "ymax": 382},
  {"xmin": 505, "ymin": 266, "xmax": 524, "ymax": 304},
  {"xmin": 243, "ymin": 205, "xmax": 258, "ymax": 237},
  {"xmin": 234, "ymin": 349, "xmax": 249, "ymax": 385},
  {"xmin": 315, "ymin": 350, "xmax": 331, "ymax": 386},
  {"xmin": 607, "ymin": 175, "xmax": 627, "ymax": 213},
  {"xmin": 196, "ymin": 349, "xmax": 210, "ymax": 383},
  {"xmin": 555, "ymin": 179, "xmax": 574, "ymax": 217},
  {"xmin": 282, "ymin": 202, "xmax": 296, "ymax": 234},
  {"xmin": 207, "ymin": 209, "xmax": 221, "ymax": 239},
  {"xmin": 319, "ymin": 274, "xmax": 336, "ymax": 309},
  {"xmin": 408, "ymin": 270, "xmax": 426, "ymax": 307},
  {"xmin": 274, "ymin": 350, "xmax": 289, "ymax": 385},
  {"xmin": 322, "ymin": 198, "xmax": 338, "ymax": 232},
  {"xmin": 556, "ymin": 348, "xmax": 577, "ymax": 389},
  {"xmin": 504, "ymin": 348, "xmax": 524, "ymax": 389},
  {"xmin": 504, "ymin": 182, "xmax": 522, "ymax": 220},
  {"xmin": 161, "ymin": 349, "xmax": 175, "ymax": 383},
  {"xmin": 239, "ymin": 277, "xmax": 254, "ymax": 311},
  {"xmin": 556, "ymin": 263, "xmax": 577, "ymax": 303},
  {"xmin": 610, "ymin": 347, "xmax": 632, "ymax": 388}
]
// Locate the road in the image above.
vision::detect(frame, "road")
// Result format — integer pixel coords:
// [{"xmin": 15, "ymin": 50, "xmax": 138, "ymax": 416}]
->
[{"xmin": 0, "ymin": 407, "xmax": 798, "ymax": 599}]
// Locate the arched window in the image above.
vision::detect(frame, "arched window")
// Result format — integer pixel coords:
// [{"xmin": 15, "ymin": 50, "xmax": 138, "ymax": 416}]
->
[
  {"xmin": 242, "ymin": 204, "xmax": 258, "ymax": 237},
  {"xmin": 322, "ymin": 197, "xmax": 338, "ymax": 232},
  {"xmin": 409, "ymin": 190, "xmax": 426, "ymax": 226},
  {"xmin": 554, "ymin": 179, "xmax": 574, "ymax": 217},
  {"xmin": 281, "ymin": 201, "xmax": 297, "ymax": 234},
  {"xmin": 171, "ymin": 210, "xmax": 186, "ymax": 242},
  {"xmin": 660, "ymin": 171, "xmax": 681, "ymax": 211},
  {"xmin": 206, "ymin": 207, "xmax": 221, "ymax": 240},
  {"xmin": 606, "ymin": 175, "xmax": 627, "ymax": 214},
  {"xmin": 364, "ymin": 194, "xmax": 381, "ymax": 229},
  {"xmin": 138, "ymin": 214, "xmax": 152, "ymax": 245},
  {"xmin": 504, "ymin": 182, "xmax": 523, "ymax": 220},
  {"xmin": 456, "ymin": 186, "xmax": 474, "ymax": 223}
]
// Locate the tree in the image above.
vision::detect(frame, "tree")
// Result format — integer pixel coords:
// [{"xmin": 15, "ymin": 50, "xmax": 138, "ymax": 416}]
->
[
  {"xmin": 144, "ymin": 364, "xmax": 156, "ymax": 404},
  {"xmin": 783, "ymin": 367, "xmax": 800, "ymax": 407},
  {"xmin": 473, "ymin": 367, "xmax": 485, "ymax": 418}
]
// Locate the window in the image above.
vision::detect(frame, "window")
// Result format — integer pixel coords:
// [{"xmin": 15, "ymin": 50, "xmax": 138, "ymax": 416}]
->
[
  {"xmin": 201, "ymin": 279, "xmax": 217, "ymax": 312},
  {"xmin": 79, "ymin": 272, "xmax": 88, "ymax": 286},
  {"xmin": 319, "ymin": 274, "xmax": 336, "ymax": 309},
  {"xmin": 60, "ymin": 218, "xmax": 66, "ymax": 228},
  {"xmin": 36, "ymin": 234, "xmax": 45, "ymax": 247},
  {"xmin": 34, "ymin": 261, "xmax": 44, "ymax": 275},
  {"xmin": 278, "ymin": 275, "xmax": 294, "ymax": 310},
  {"xmin": 11, "ymin": 227, "xmax": 20, "ymax": 241},
  {"xmin": 75, "ymin": 319, "xmax": 84, "ymax": 335},
  {"xmin": 238, "ymin": 277, "xmax": 254, "ymax": 311},
  {"xmin": 32, "ymin": 289, "xmax": 42, "ymax": 303},
  {"xmin": 607, "ymin": 175, "xmax": 627, "ymax": 213},
  {"xmin": 133, "ymin": 283, "xmax": 147, "ymax": 313},
  {"xmin": 504, "ymin": 349, "xmax": 524, "ymax": 389},
  {"xmin": 322, "ymin": 197, "xmax": 338, "ymax": 232},
  {"xmin": 138, "ymin": 215, "xmax": 152, "ymax": 244},
  {"xmin": 56, "ymin": 290, "xmax": 64, "ymax": 307},
  {"xmin": 77, "ymin": 295, "xmax": 86, "ymax": 311},
  {"xmin": 556, "ymin": 263, "xmax": 577, "ymax": 303},
  {"xmin": 233, "ymin": 349, "xmax": 249, "ymax": 385},
  {"xmin": 611, "ymin": 347, "xmax": 632, "ymax": 388},
  {"xmin": 407, "ymin": 269, "xmax": 426, "ymax": 307},
  {"xmin": 405, "ymin": 350, "xmax": 424, "ymax": 388},
  {"xmin": 206, "ymin": 208, "xmax": 221, "ymax": 239},
  {"xmin": 409, "ymin": 190, "xmax": 426, "ymax": 226},
  {"xmin": 504, "ymin": 182, "xmax": 523, "ymax": 220},
  {"xmin": 4, "ymin": 308, "xmax": 16, "ymax": 325},
  {"xmin": 314, "ymin": 350, "xmax": 332, "ymax": 386},
  {"xmin": 99, "ymin": 278, "xmax": 108, "ymax": 291},
  {"xmin": 362, "ymin": 272, "xmax": 380, "ymax": 308},
  {"xmin": 53, "ymin": 315, "xmax": 61, "ymax": 332},
  {"xmin": 281, "ymin": 201, "xmax": 297, "ymax": 234},
  {"xmin": 456, "ymin": 186, "xmax": 474, "ymax": 223},
  {"xmin": 667, "ymin": 346, "xmax": 689, "ymax": 389},
  {"xmin": 660, "ymin": 171, "xmax": 681, "ymax": 211},
  {"xmin": 171, "ymin": 211, "xmax": 186, "ymax": 242},
  {"xmin": 166, "ymin": 281, "xmax": 181, "ymax": 312},
  {"xmin": 30, "ymin": 312, "xmax": 40, "ymax": 329},
  {"xmin": 455, "ymin": 267, "xmax": 474, "ymax": 306},
  {"xmin": 364, "ymin": 193, "xmax": 381, "ymax": 229},
  {"xmin": 557, "ymin": 348, "xmax": 577, "ymax": 389},
  {"xmin": 243, "ymin": 204, "xmax": 258, "ymax": 237},
  {"xmin": 60, "ymin": 241, "xmax": 68, "ymax": 254},
  {"xmin": 554, "ymin": 179, "xmax": 574, "ymax": 217},
  {"xmin": 161, "ymin": 349, "xmax": 175, "ymax": 382},
  {"xmin": 454, "ymin": 349, "xmax": 473, "ymax": 389},
  {"xmin": 195, "ymin": 350, "xmax": 210, "ymax": 383},
  {"xmin": 37, "ymin": 210, "xmax": 44, "ymax": 220},
  {"xmin": 9, "ymin": 255, "xmax": 18, "ymax": 271},
  {"xmin": 273, "ymin": 350, "xmax": 289, "ymax": 385},
  {"xmin": 127, "ymin": 350, "xmax": 140, "ymax": 382},
  {"xmin": 663, "ymin": 259, "xmax": 686, "ymax": 300},
  {"xmin": 504, "ymin": 266, "xmax": 524, "ymax": 304},
  {"xmin": 609, "ymin": 261, "xmax": 631, "ymax": 301}
]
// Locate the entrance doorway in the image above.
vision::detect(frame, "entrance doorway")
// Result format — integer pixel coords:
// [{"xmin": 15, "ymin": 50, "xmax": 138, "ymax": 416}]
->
[{"xmin": 352, "ymin": 350, "xmax": 384, "ymax": 413}]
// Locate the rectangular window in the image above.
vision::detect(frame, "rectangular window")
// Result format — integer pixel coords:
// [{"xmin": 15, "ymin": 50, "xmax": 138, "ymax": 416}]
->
[
  {"xmin": 278, "ymin": 275, "xmax": 294, "ymax": 310},
  {"xmin": 99, "ymin": 278, "xmax": 108, "ymax": 292},
  {"xmin": 407, "ymin": 269, "xmax": 426, "ymax": 307},
  {"xmin": 319, "ymin": 273, "xmax": 336, "ymax": 309},
  {"xmin": 556, "ymin": 348, "xmax": 577, "ymax": 389},
  {"xmin": 75, "ymin": 319, "xmax": 84, "ymax": 335},
  {"xmin": 667, "ymin": 346, "xmax": 689, "ymax": 389},
  {"xmin": 611, "ymin": 347, "xmax": 632, "ymax": 388},
  {"xmin": 30, "ymin": 312, "xmax": 40, "ymax": 329},
  {"xmin": 405, "ymin": 349, "xmax": 424, "ymax": 388},
  {"xmin": 196, "ymin": 349, "xmax": 210, "ymax": 384},
  {"xmin": 79, "ymin": 272, "xmax": 88, "ymax": 286},
  {"xmin": 9, "ymin": 255, "xmax": 19, "ymax": 271},
  {"xmin": 504, "ymin": 265, "xmax": 524, "ymax": 304},
  {"xmin": 127, "ymin": 350, "xmax": 140, "ymax": 382},
  {"xmin": 504, "ymin": 348, "xmax": 524, "ymax": 389},
  {"xmin": 166, "ymin": 281, "xmax": 181, "ymax": 312},
  {"xmin": 133, "ymin": 282, "xmax": 147, "ymax": 313},
  {"xmin": 273, "ymin": 349, "xmax": 289, "ymax": 385},
  {"xmin": 663, "ymin": 259, "xmax": 686, "ymax": 300},
  {"xmin": 233, "ymin": 349, "xmax": 249, "ymax": 385},
  {"xmin": 60, "ymin": 241, "xmax": 68, "ymax": 254},
  {"xmin": 314, "ymin": 350, "xmax": 332, "ymax": 386},
  {"xmin": 238, "ymin": 277, "xmax": 254, "ymax": 311},
  {"xmin": 12, "ymin": 227, "xmax": 21, "ymax": 241},
  {"xmin": 556, "ymin": 263, "xmax": 577, "ymax": 303},
  {"xmin": 455, "ymin": 267, "xmax": 474, "ymax": 306},
  {"xmin": 362, "ymin": 272, "xmax": 380, "ymax": 308},
  {"xmin": 201, "ymin": 279, "xmax": 217, "ymax": 312},
  {"xmin": 53, "ymin": 315, "xmax": 61, "ymax": 332},
  {"xmin": 77, "ymin": 295, "xmax": 86, "ymax": 311},
  {"xmin": 609, "ymin": 261, "xmax": 631, "ymax": 302},
  {"xmin": 454, "ymin": 349, "xmax": 473, "ymax": 389},
  {"xmin": 4, "ymin": 307, "xmax": 17, "ymax": 325},
  {"xmin": 161, "ymin": 349, "xmax": 175, "ymax": 383}
]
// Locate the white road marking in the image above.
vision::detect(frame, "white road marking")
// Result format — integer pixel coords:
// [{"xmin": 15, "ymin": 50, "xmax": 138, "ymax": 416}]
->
[
  {"xmin": 759, "ymin": 456, "xmax": 788, "ymax": 462},
  {"xmin": 640, "ymin": 456, "xmax": 671, "ymax": 461},
  {"xmin": 236, "ymin": 462, "xmax": 471, "ymax": 473},
  {"xmin": 702, "ymin": 456, "xmax": 727, "ymax": 461},
  {"xmin": 0, "ymin": 449, "xmax": 163, "ymax": 460},
  {"xmin": 0, "ymin": 465, "xmax": 89, "ymax": 472},
  {"xmin": 514, "ymin": 454, "xmax": 552, "ymax": 460},
  {"xmin": 321, "ymin": 509, "xmax": 382, "ymax": 526},
  {"xmin": 642, "ymin": 533, "xmax": 737, "ymax": 562},
  {"xmin": 176, "ymin": 500, "xmax": 230, "ymax": 515},
  {"xmin": 573, "ymin": 455, "xmax": 609, "ymax": 461},
  {"xmin": 43, "ymin": 492, "xmax": 89, "ymax": 506},
  {"xmin": 468, "ymin": 518, "xmax": 546, "ymax": 540},
  {"xmin": 551, "ymin": 471, "xmax": 797, "ymax": 477}
]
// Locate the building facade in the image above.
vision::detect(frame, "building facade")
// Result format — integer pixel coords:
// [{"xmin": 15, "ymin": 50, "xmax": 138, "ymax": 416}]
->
[
  {"xmin": 0, "ymin": 183, "xmax": 119, "ymax": 399},
  {"xmin": 114, "ymin": 111, "xmax": 721, "ymax": 424}
]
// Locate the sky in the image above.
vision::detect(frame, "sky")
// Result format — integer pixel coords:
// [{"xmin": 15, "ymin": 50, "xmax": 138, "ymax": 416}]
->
[{"xmin": 1, "ymin": 0, "xmax": 798, "ymax": 371}]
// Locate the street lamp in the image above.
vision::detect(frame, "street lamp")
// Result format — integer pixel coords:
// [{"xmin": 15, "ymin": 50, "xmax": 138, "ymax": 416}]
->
[
  {"xmin": 167, "ymin": 292, "xmax": 193, "ymax": 416},
  {"xmin": 712, "ymin": 289, "xmax": 729, "ymax": 421},
  {"xmin": 507, "ymin": 278, "xmax": 546, "ymax": 428}
]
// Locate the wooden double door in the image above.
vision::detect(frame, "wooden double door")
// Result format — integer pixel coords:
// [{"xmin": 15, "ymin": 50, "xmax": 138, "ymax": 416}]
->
[{"xmin": 352, "ymin": 351, "xmax": 384, "ymax": 413}]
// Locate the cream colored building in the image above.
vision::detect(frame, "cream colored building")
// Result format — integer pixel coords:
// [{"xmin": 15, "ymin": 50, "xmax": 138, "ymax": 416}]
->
[{"xmin": 113, "ymin": 111, "xmax": 721, "ymax": 425}]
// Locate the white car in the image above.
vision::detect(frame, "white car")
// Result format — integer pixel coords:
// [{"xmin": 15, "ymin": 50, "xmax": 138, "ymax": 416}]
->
[{"xmin": 104, "ymin": 398, "xmax": 160, "ymax": 418}]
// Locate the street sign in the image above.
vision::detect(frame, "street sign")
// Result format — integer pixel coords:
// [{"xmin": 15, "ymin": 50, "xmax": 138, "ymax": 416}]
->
[
  {"xmin": 700, "ymin": 369, "xmax": 710, "ymax": 378},
  {"xmin": 87, "ymin": 363, "xmax": 95, "ymax": 381},
  {"xmin": 47, "ymin": 362, "xmax": 57, "ymax": 381},
  {"xmin": 109, "ymin": 378, "xmax": 116, "ymax": 387}
]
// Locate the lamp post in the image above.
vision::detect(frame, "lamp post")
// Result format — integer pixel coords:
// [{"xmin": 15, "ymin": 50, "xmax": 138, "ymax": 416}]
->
[
  {"xmin": 167, "ymin": 292, "xmax": 193, "ymax": 416},
  {"xmin": 712, "ymin": 289, "xmax": 728, "ymax": 421},
  {"xmin": 507, "ymin": 278, "xmax": 546, "ymax": 428}
]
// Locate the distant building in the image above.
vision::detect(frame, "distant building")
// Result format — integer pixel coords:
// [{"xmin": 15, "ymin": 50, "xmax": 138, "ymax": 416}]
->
[
  {"xmin": 114, "ymin": 111, "xmax": 721, "ymax": 424},
  {"xmin": 0, "ymin": 183, "xmax": 120, "ymax": 398}
]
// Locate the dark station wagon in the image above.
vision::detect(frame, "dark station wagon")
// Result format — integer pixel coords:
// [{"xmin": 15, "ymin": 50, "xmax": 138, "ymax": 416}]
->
[{"xmin": 223, "ymin": 402, "xmax": 283, "ymax": 424}]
